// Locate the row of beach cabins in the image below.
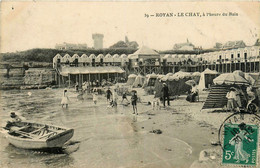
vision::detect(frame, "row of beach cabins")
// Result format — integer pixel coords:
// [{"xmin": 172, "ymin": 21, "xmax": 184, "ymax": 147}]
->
[{"xmin": 53, "ymin": 46, "xmax": 260, "ymax": 72}]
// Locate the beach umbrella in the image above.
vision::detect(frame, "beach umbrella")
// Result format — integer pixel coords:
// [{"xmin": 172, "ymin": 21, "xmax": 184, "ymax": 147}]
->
[
  {"xmin": 166, "ymin": 73, "xmax": 174, "ymax": 76},
  {"xmin": 172, "ymin": 71, "xmax": 191, "ymax": 79},
  {"xmin": 185, "ymin": 80, "xmax": 197, "ymax": 86},
  {"xmin": 146, "ymin": 73, "xmax": 158, "ymax": 78},
  {"xmin": 192, "ymin": 72, "xmax": 201, "ymax": 76},
  {"xmin": 233, "ymin": 70, "xmax": 245, "ymax": 78},
  {"xmin": 128, "ymin": 74, "xmax": 137, "ymax": 78},
  {"xmin": 244, "ymin": 73, "xmax": 255, "ymax": 85},
  {"xmin": 213, "ymin": 73, "xmax": 249, "ymax": 85},
  {"xmin": 203, "ymin": 68, "xmax": 219, "ymax": 74}
]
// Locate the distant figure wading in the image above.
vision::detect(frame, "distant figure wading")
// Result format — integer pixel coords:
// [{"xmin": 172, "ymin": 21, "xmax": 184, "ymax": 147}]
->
[
  {"xmin": 106, "ymin": 88, "xmax": 113, "ymax": 103},
  {"xmin": 131, "ymin": 91, "xmax": 138, "ymax": 115},
  {"xmin": 61, "ymin": 89, "xmax": 69, "ymax": 108}
]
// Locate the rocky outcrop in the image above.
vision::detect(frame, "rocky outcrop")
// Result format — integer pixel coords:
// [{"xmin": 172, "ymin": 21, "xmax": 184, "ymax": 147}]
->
[
  {"xmin": 24, "ymin": 68, "xmax": 55, "ymax": 85},
  {"xmin": 0, "ymin": 68, "xmax": 56, "ymax": 90}
]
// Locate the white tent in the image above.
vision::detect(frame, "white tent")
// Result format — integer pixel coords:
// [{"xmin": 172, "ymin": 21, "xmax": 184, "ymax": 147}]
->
[
  {"xmin": 126, "ymin": 74, "xmax": 137, "ymax": 85},
  {"xmin": 132, "ymin": 75, "xmax": 145, "ymax": 87},
  {"xmin": 198, "ymin": 68, "xmax": 219, "ymax": 90},
  {"xmin": 143, "ymin": 73, "xmax": 158, "ymax": 87}
]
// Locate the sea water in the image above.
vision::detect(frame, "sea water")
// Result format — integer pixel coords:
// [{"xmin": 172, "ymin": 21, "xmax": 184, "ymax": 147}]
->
[{"xmin": 0, "ymin": 89, "xmax": 214, "ymax": 168}]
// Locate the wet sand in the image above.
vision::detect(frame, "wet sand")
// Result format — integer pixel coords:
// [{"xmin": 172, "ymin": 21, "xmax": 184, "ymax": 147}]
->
[{"xmin": 0, "ymin": 88, "xmax": 219, "ymax": 168}]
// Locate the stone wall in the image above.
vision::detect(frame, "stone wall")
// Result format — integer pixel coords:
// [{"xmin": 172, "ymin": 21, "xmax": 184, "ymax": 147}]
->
[
  {"xmin": 24, "ymin": 68, "xmax": 55, "ymax": 85},
  {"xmin": 0, "ymin": 68, "xmax": 56, "ymax": 89}
]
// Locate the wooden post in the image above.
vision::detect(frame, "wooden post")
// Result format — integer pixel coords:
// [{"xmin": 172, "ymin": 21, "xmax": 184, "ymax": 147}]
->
[
  {"xmin": 79, "ymin": 74, "xmax": 81, "ymax": 88},
  {"xmin": 58, "ymin": 74, "xmax": 60, "ymax": 88},
  {"xmin": 69, "ymin": 74, "xmax": 71, "ymax": 88}
]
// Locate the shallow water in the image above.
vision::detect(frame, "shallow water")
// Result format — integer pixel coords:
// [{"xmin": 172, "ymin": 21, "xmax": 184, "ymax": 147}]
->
[{"xmin": 0, "ymin": 89, "xmax": 215, "ymax": 168}]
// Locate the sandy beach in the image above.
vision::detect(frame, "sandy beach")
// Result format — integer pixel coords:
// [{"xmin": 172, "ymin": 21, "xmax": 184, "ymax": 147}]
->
[{"xmin": 0, "ymin": 87, "xmax": 259, "ymax": 168}]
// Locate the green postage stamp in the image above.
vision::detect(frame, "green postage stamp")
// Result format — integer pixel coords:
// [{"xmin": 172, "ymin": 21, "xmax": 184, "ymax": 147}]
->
[{"xmin": 222, "ymin": 123, "xmax": 258, "ymax": 166}]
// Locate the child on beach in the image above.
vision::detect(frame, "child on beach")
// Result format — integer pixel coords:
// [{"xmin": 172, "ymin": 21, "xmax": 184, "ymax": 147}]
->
[
  {"xmin": 121, "ymin": 92, "xmax": 129, "ymax": 104},
  {"xmin": 106, "ymin": 88, "xmax": 112, "ymax": 103},
  {"xmin": 61, "ymin": 89, "xmax": 69, "ymax": 108},
  {"xmin": 131, "ymin": 91, "xmax": 138, "ymax": 115},
  {"xmin": 152, "ymin": 97, "xmax": 161, "ymax": 110},
  {"xmin": 92, "ymin": 92, "xmax": 98, "ymax": 104},
  {"xmin": 112, "ymin": 89, "xmax": 118, "ymax": 107}
]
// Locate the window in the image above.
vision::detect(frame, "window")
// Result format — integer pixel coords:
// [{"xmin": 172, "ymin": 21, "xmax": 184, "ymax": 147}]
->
[
  {"xmin": 231, "ymin": 54, "xmax": 234, "ymax": 59},
  {"xmin": 244, "ymin": 53, "xmax": 247, "ymax": 60},
  {"xmin": 92, "ymin": 59, "xmax": 95, "ymax": 67},
  {"xmin": 75, "ymin": 59, "xmax": 78, "ymax": 67}
]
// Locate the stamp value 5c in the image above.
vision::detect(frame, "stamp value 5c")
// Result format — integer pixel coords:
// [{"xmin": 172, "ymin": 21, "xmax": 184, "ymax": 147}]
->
[{"xmin": 222, "ymin": 122, "xmax": 258, "ymax": 166}]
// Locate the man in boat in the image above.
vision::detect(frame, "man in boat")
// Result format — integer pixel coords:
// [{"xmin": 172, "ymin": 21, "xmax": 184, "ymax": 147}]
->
[{"xmin": 4, "ymin": 112, "xmax": 23, "ymax": 130}]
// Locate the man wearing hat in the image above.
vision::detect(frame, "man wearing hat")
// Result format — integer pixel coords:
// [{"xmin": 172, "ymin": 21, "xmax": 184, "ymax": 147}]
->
[
  {"xmin": 4, "ymin": 112, "xmax": 22, "ymax": 130},
  {"xmin": 161, "ymin": 83, "xmax": 170, "ymax": 107},
  {"xmin": 10, "ymin": 112, "xmax": 22, "ymax": 123}
]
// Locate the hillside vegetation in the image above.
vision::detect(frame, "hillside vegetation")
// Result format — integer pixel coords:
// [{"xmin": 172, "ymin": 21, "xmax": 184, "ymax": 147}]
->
[
  {"xmin": 1, "ymin": 48, "xmax": 138, "ymax": 63},
  {"xmin": 1, "ymin": 48, "xmax": 219, "ymax": 63}
]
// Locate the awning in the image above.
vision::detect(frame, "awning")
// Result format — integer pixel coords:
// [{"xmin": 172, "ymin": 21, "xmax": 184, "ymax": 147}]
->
[{"xmin": 59, "ymin": 66, "xmax": 125, "ymax": 76}]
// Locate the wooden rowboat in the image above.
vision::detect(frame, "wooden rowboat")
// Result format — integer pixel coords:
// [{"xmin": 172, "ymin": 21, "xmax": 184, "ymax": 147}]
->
[{"xmin": 6, "ymin": 121, "xmax": 74, "ymax": 149}]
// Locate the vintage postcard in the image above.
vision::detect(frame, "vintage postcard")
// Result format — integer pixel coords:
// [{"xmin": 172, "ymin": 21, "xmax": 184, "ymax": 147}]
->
[{"xmin": 0, "ymin": 1, "xmax": 259, "ymax": 168}]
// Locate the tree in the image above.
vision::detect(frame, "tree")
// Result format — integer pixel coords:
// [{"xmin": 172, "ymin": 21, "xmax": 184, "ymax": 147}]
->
[{"xmin": 109, "ymin": 41, "xmax": 128, "ymax": 48}]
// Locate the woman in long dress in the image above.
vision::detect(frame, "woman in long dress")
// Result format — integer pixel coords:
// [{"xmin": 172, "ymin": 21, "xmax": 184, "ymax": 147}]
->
[
  {"xmin": 61, "ymin": 89, "xmax": 69, "ymax": 108},
  {"xmin": 229, "ymin": 123, "xmax": 253, "ymax": 163}
]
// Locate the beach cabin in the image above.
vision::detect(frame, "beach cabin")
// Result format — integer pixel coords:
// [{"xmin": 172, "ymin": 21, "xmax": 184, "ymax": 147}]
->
[{"xmin": 128, "ymin": 46, "xmax": 161, "ymax": 75}]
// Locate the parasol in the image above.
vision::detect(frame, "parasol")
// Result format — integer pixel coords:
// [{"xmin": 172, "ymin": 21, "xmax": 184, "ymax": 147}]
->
[
  {"xmin": 213, "ymin": 73, "xmax": 249, "ymax": 85},
  {"xmin": 185, "ymin": 80, "xmax": 197, "ymax": 86},
  {"xmin": 233, "ymin": 70, "xmax": 245, "ymax": 78}
]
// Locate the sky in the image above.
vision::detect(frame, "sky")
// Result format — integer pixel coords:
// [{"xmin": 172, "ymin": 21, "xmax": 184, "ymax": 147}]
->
[{"xmin": 0, "ymin": 1, "xmax": 259, "ymax": 53}]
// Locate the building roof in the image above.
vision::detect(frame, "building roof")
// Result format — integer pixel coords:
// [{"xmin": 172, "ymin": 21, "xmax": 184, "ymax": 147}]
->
[
  {"xmin": 128, "ymin": 46, "xmax": 160, "ymax": 59},
  {"xmin": 59, "ymin": 66, "xmax": 125, "ymax": 76}
]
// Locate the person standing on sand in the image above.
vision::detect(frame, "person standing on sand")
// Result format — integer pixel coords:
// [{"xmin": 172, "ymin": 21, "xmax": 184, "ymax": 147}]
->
[
  {"xmin": 106, "ymin": 88, "xmax": 112, "ymax": 103},
  {"xmin": 61, "ymin": 89, "xmax": 69, "ymax": 108},
  {"xmin": 112, "ymin": 89, "xmax": 118, "ymax": 107},
  {"xmin": 226, "ymin": 88, "xmax": 237, "ymax": 112},
  {"xmin": 191, "ymin": 83, "xmax": 198, "ymax": 102},
  {"xmin": 92, "ymin": 92, "xmax": 98, "ymax": 104},
  {"xmin": 121, "ymin": 92, "xmax": 129, "ymax": 104},
  {"xmin": 131, "ymin": 91, "xmax": 138, "ymax": 115},
  {"xmin": 75, "ymin": 82, "xmax": 79, "ymax": 92},
  {"xmin": 161, "ymin": 83, "xmax": 170, "ymax": 107}
]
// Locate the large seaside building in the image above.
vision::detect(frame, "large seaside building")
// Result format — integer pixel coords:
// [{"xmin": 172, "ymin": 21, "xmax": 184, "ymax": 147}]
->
[
  {"xmin": 53, "ymin": 45, "xmax": 260, "ymax": 87},
  {"xmin": 92, "ymin": 33, "xmax": 104, "ymax": 49},
  {"xmin": 55, "ymin": 42, "xmax": 88, "ymax": 50},
  {"xmin": 173, "ymin": 39, "xmax": 195, "ymax": 51}
]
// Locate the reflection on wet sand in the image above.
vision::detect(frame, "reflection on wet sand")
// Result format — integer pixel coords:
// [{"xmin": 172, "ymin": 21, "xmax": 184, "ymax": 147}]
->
[{"xmin": 0, "ymin": 88, "xmax": 216, "ymax": 168}]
